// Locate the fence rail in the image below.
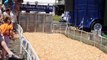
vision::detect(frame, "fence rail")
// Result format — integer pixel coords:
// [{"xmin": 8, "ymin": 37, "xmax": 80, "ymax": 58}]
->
[
  {"xmin": 18, "ymin": 13, "xmax": 53, "ymax": 32},
  {"xmin": 18, "ymin": 13, "xmax": 107, "ymax": 60},
  {"xmin": 17, "ymin": 21, "xmax": 107, "ymax": 60},
  {"xmin": 17, "ymin": 24, "xmax": 40, "ymax": 60},
  {"xmin": 52, "ymin": 22, "xmax": 107, "ymax": 53}
]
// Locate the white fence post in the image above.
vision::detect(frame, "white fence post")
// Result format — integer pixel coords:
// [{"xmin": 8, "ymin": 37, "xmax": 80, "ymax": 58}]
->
[
  {"xmin": 17, "ymin": 24, "xmax": 40, "ymax": 60},
  {"xmin": 80, "ymin": 30, "xmax": 82, "ymax": 42},
  {"xmin": 93, "ymin": 34, "xmax": 95, "ymax": 46}
]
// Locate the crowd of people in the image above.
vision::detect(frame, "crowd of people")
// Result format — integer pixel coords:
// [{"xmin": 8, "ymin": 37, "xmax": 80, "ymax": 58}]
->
[{"xmin": 0, "ymin": 2, "xmax": 21, "ymax": 59}]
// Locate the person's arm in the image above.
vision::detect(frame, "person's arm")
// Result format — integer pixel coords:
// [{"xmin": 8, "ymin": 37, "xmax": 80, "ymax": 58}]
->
[
  {"xmin": 1, "ymin": 40, "xmax": 13, "ymax": 55},
  {"xmin": 0, "ymin": 30, "xmax": 12, "ymax": 55},
  {"xmin": 0, "ymin": 14, "xmax": 4, "ymax": 23},
  {"xmin": 0, "ymin": 35, "xmax": 20, "ymax": 58}
]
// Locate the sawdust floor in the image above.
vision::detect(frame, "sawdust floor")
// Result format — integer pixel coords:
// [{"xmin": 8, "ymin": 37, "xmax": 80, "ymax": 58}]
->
[{"xmin": 24, "ymin": 32, "xmax": 107, "ymax": 60}]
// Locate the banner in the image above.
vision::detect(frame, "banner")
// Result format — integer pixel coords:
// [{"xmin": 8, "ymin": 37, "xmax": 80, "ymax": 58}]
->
[{"xmin": 21, "ymin": 4, "xmax": 53, "ymax": 12}]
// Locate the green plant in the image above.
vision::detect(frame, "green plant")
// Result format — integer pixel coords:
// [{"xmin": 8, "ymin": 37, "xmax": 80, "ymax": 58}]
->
[{"xmin": 53, "ymin": 15, "xmax": 61, "ymax": 21}]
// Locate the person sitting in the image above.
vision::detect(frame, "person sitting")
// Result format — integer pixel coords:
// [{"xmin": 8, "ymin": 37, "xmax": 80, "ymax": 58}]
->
[
  {"xmin": 0, "ymin": 17, "xmax": 14, "ymax": 46},
  {"xmin": 0, "ymin": 17, "xmax": 21, "ymax": 59}
]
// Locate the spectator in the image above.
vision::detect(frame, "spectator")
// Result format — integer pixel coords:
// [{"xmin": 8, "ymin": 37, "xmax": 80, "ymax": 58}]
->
[
  {"xmin": 0, "ymin": 4, "xmax": 4, "ymax": 24},
  {"xmin": 3, "ymin": 8, "xmax": 11, "ymax": 17},
  {"xmin": 4, "ymin": 0, "xmax": 14, "ymax": 10},
  {"xmin": 0, "ymin": 17, "xmax": 14, "ymax": 46},
  {"xmin": 0, "ymin": 17, "xmax": 19, "ymax": 59},
  {"xmin": 3, "ymin": 8, "xmax": 17, "ymax": 32}
]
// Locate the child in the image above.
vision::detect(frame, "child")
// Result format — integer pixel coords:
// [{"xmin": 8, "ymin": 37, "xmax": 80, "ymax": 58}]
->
[
  {"xmin": 0, "ymin": 17, "xmax": 14, "ymax": 46},
  {"xmin": 0, "ymin": 16, "xmax": 21, "ymax": 59}
]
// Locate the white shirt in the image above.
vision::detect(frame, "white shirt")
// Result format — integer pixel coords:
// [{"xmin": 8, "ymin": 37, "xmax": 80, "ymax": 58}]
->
[
  {"xmin": 2, "ymin": 4, "xmax": 6, "ymax": 11},
  {"xmin": 3, "ymin": 12, "xmax": 10, "ymax": 17},
  {"xmin": 11, "ymin": 12, "xmax": 17, "ymax": 23},
  {"xmin": 3, "ymin": 12, "xmax": 16, "ymax": 23},
  {"xmin": 0, "ymin": 9, "xmax": 2, "ymax": 15}
]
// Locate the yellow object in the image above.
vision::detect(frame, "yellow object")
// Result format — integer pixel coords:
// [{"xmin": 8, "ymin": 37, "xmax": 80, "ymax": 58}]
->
[{"xmin": 0, "ymin": 23, "xmax": 13, "ymax": 36}]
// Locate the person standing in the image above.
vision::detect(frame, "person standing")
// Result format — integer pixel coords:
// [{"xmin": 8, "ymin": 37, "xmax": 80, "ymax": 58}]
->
[
  {"xmin": 0, "ymin": 4, "xmax": 4, "ymax": 25},
  {"xmin": 3, "ymin": 0, "xmax": 14, "ymax": 10}
]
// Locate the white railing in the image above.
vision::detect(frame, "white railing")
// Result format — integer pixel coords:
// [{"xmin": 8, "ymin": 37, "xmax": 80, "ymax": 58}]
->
[
  {"xmin": 17, "ymin": 24, "xmax": 40, "ymax": 60},
  {"xmin": 52, "ymin": 22, "xmax": 107, "ymax": 53},
  {"xmin": 17, "ymin": 22, "xmax": 107, "ymax": 60}
]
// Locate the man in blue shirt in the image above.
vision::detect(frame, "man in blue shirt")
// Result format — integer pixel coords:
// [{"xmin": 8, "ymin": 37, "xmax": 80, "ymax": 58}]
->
[{"xmin": 3, "ymin": 0, "xmax": 14, "ymax": 10}]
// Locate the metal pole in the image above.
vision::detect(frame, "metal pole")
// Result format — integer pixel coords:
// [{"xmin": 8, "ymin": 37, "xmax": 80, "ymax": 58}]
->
[
  {"xmin": 101, "ymin": 36, "xmax": 103, "ymax": 46},
  {"xmin": 80, "ymin": 30, "xmax": 82, "ymax": 42},
  {"xmin": 94, "ymin": 33, "xmax": 96, "ymax": 47}
]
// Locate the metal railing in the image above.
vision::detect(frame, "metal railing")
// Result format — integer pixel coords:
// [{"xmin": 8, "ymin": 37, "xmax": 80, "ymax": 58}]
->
[
  {"xmin": 18, "ymin": 13, "xmax": 107, "ymax": 59},
  {"xmin": 17, "ymin": 21, "xmax": 107, "ymax": 60},
  {"xmin": 17, "ymin": 24, "xmax": 40, "ymax": 60},
  {"xmin": 52, "ymin": 22, "xmax": 107, "ymax": 53},
  {"xmin": 18, "ymin": 13, "xmax": 53, "ymax": 32}
]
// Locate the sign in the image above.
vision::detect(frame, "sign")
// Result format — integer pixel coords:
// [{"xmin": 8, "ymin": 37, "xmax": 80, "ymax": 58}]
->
[{"xmin": 20, "ymin": 4, "xmax": 53, "ymax": 12}]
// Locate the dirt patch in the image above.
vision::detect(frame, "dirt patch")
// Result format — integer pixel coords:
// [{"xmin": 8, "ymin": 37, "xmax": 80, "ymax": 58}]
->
[{"xmin": 24, "ymin": 32, "xmax": 107, "ymax": 60}]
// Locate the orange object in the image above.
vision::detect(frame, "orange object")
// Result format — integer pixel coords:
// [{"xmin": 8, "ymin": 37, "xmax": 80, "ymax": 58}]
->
[{"xmin": 0, "ymin": 23, "xmax": 13, "ymax": 36}]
